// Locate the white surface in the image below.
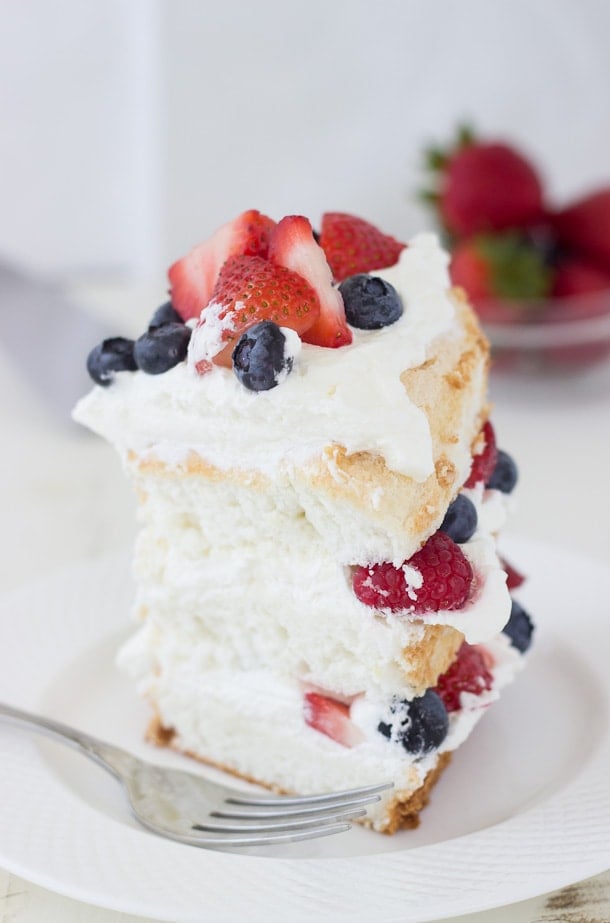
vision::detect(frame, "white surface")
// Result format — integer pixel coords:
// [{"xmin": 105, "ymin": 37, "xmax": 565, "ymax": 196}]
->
[{"xmin": 0, "ymin": 538, "xmax": 609, "ymax": 922}]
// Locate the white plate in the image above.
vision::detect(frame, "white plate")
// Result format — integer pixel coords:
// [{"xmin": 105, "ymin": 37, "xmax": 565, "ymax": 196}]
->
[{"xmin": 0, "ymin": 536, "xmax": 609, "ymax": 923}]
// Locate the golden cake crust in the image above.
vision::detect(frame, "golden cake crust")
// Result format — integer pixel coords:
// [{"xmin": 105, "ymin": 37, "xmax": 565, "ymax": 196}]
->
[{"xmin": 147, "ymin": 713, "xmax": 453, "ymax": 834}]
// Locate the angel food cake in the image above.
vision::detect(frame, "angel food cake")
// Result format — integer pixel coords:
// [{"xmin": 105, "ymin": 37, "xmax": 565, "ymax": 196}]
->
[{"xmin": 74, "ymin": 211, "xmax": 535, "ymax": 833}]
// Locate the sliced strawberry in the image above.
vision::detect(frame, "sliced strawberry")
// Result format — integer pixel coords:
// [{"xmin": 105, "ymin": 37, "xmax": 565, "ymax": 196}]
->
[
  {"xmin": 319, "ymin": 213, "xmax": 405, "ymax": 282},
  {"xmin": 464, "ymin": 420, "xmax": 498, "ymax": 488},
  {"xmin": 269, "ymin": 215, "xmax": 352, "ymax": 348},
  {"xmin": 189, "ymin": 254, "xmax": 320, "ymax": 370},
  {"xmin": 303, "ymin": 692, "xmax": 364, "ymax": 748},
  {"xmin": 168, "ymin": 210, "xmax": 276, "ymax": 321},
  {"xmin": 434, "ymin": 641, "xmax": 493, "ymax": 712}
]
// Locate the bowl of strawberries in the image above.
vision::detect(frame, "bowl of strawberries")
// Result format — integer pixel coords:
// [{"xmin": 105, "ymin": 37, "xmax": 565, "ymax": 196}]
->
[{"xmin": 422, "ymin": 127, "xmax": 610, "ymax": 371}]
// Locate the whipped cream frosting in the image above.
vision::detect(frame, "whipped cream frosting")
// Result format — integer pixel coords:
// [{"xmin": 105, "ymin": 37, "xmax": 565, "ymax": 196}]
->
[{"xmin": 73, "ymin": 234, "xmax": 456, "ymax": 481}]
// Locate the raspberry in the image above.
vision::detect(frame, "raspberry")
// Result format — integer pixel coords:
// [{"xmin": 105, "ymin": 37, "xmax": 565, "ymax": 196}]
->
[
  {"xmin": 464, "ymin": 420, "xmax": 498, "ymax": 488},
  {"xmin": 353, "ymin": 532, "xmax": 474, "ymax": 614},
  {"xmin": 435, "ymin": 642, "xmax": 493, "ymax": 712}
]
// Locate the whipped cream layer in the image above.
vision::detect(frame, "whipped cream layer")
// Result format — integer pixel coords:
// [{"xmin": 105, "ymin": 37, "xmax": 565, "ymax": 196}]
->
[{"xmin": 73, "ymin": 234, "xmax": 456, "ymax": 482}]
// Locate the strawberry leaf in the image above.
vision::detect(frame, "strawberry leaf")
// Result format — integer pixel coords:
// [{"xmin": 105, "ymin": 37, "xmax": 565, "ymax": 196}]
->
[{"xmin": 477, "ymin": 232, "xmax": 553, "ymax": 300}]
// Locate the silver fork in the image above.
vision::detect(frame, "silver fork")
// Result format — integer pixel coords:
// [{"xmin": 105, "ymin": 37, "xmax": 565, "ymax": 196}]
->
[{"xmin": 0, "ymin": 703, "xmax": 392, "ymax": 848}]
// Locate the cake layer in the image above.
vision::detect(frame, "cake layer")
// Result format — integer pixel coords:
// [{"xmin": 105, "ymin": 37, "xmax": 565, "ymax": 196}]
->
[
  {"xmin": 121, "ymin": 630, "xmax": 523, "ymax": 832},
  {"xmin": 73, "ymin": 237, "xmax": 489, "ymax": 567},
  {"xmin": 129, "ymin": 456, "xmax": 511, "ymax": 699}
]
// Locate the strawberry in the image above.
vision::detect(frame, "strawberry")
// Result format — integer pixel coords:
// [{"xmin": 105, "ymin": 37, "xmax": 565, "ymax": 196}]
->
[
  {"xmin": 319, "ymin": 213, "xmax": 405, "ymax": 282},
  {"xmin": 551, "ymin": 256, "xmax": 610, "ymax": 298},
  {"xmin": 168, "ymin": 210, "xmax": 276, "ymax": 321},
  {"xmin": 449, "ymin": 233, "xmax": 552, "ymax": 321},
  {"xmin": 544, "ymin": 256, "xmax": 610, "ymax": 367},
  {"xmin": 464, "ymin": 420, "xmax": 497, "ymax": 489},
  {"xmin": 552, "ymin": 189, "xmax": 610, "ymax": 269},
  {"xmin": 434, "ymin": 642, "xmax": 493, "ymax": 712},
  {"xmin": 190, "ymin": 254, "xmax": 320, "ymax": 369},
  {"xmin": 423, "ymin": 127, "xmax": 545, "ymax": 236},
  {"xmin": 269, "ymin": 215, "xmax": 352, "ymax": 347},
  {"xmin": 303, "ymin": 692, "xmax": 363, "ymax": 748}
]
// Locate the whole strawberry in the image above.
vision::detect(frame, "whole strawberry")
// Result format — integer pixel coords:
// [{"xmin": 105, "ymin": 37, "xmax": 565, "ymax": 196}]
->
[
  {"xmin": 552, "ymin": 188, "xmax": 610, "ymax": 269},
  {"xmin": 551, "ymin": 256, "xmax": 610, "ymax": 298},
  {"xmin": 424, "ymin": 127, "xmax": 545, "ymax": 237},
  {"xmin": 449, "ymin": 232, "xmax": 552, "ymax": 319}
]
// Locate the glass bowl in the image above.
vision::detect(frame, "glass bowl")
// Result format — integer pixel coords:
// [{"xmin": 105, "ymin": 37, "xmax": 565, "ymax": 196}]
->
[{"xmin": 476, "ymin": 290, "xmax": 610, "ymax": 373}]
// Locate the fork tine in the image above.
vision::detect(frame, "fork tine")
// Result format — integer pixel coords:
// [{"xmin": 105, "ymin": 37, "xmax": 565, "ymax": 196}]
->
[
  {"xmin": 193, "ymin": 808, "xmax": 367, "ymax": 834},
  {"xmin": 214, "ymin": 791, "xmax": 382, "ymax": 820},
  {"xmin": 226, "ymin": 780, "xmax": 393, "ymax": 806},
  {"xmin": 146, "ymin": 820, "xmax": 353, "ymax": 848}
]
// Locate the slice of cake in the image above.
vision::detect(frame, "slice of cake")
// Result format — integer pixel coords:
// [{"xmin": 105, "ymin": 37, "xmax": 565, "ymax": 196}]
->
[{"xmin": 73, "ymin": 210, "xmax": 534, "ymax": 833}]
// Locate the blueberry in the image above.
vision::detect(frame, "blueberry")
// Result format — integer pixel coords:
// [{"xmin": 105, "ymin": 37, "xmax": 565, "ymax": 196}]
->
[
  {"xmin": 338, "ymin": 274, "xmax": 403, "ymax": 329},
  {"xmin": 86, "ymin": 337, "xmax": 137, "ymax": 386},
  {"xmin": 487, "ymin": 450, "xmax": 518, "ymax": 493},
  {"xmin": 134, "ymin": 323, "xmax": 191, "ymax": 374},
  {"xmin": 149, "ymin": 301, "xmax": 183, "ymax": 330},
  {"xmin": 378, "ymin": 690, "xmax": 448, "ymax": 756},
  {"xmin": 232, "ymin": 321, "xmax": 293, "ymax": 391},
  {"xmin": 439, "ymin": 494, "xmax": 478, "ymax": 543},
  {"xmin": 503, "ymin": 599, "xmax": 534, "ymax": 653}
]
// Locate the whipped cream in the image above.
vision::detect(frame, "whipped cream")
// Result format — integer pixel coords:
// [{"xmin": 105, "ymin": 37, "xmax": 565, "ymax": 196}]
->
[
  {"xmin": 73, "ymin": 234, "xmax": 456, "ymax": 482},
  {"xmin": 120, "ymin": 621, "xmax": 524, "ymax": 829}
]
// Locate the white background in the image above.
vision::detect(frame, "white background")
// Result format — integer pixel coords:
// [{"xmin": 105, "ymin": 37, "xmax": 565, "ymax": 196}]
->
[{"xmin": 2, "ymin": 0, "xmax": 610, "ymax": 278}]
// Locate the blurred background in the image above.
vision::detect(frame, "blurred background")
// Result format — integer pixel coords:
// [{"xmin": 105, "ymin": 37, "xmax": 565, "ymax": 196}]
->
[
  {"xmin": 4, "ymin": 0, "xmax": 610, "ymax": 278},
  {"xmin": 1, "ymin": 0, "xmax": 610, "ymax": 591}
]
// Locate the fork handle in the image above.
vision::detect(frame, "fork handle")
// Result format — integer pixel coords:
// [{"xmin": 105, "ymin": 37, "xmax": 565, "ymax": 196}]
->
[{"xmin": 0, "ymin": 701, "xmax": 136, "ymax": 779}]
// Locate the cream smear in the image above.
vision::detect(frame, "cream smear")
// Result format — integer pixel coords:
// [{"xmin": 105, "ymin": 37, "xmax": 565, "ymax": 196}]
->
[{"xmin": 73, "ymin": 234, "xmax": 456, "ymax": 481}]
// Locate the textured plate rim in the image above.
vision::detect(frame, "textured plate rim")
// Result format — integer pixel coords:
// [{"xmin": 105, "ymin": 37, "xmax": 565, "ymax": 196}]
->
[{"xmin": 0, "ymin": 535, "xmax": 609, "ymax": 923}]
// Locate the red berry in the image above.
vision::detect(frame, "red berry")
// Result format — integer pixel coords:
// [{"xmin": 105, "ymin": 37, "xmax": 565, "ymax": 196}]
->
[
  {"xmin": 434, "ymin": 641, "xmax": 493, "ymax": 712},
  {"xmin": 438, "ymin": 141, "xmax": 544, "ymax": 237},
  {"xmin": 552, "ymin": 188, "xmax": 610, "ymax": 269},
  {"xmin": 543, "ymin": 259, "xmax": 610, "ymax": 367},
  {"xmin": 168, "ymin": 210, "xmax": 276, "ymax": 321},
  {"xmin": 303, "ymin": 692, "xmax": 363, "ymax": 748},
  {"xmin": 450, "ymin": 240, "xmax": 495, "ymax": 301},
  {"xmin": 319, "ymin": 213, "xmax": 405, "ymax": 282},
  {"xmin": 193, "ymin": 254, "xmax": 320, "ymax": 369},
  {"xmin": 464, "ymin": 420, "xmax": 498, "ymax": 488},
  {"xmin": 268, "ymin": 215, "xmax": 352, "ymax": 348},
  {"xmin": 551, "ymin": 257, "xmax": 610, "ymax": 298},
  {"xmin": 450, "ymin": 233, "xmax": 552, "ymax": 320},
  {"xmin": 500, "ymin": 556, "xmax": 526, "ymax": 591},
  {"xmin": 352, "ymin": 532, "xmax": 474, "ymax": 615}
]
